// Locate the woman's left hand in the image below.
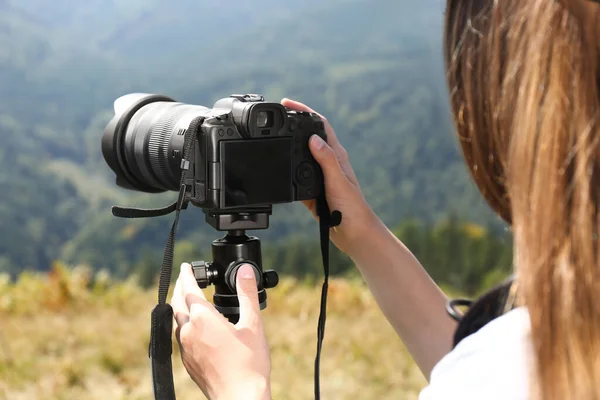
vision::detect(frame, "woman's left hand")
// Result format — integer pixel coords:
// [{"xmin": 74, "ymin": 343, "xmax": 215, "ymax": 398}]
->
[{"xmin": 172, "ymin": 263, "xmax": 272, "ymax": 400}]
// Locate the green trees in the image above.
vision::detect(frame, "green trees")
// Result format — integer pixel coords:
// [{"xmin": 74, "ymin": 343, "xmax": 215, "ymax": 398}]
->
[
  {"xmin": 131, "ymin": 217, "xmax": 513, "ymax": 295},
  {"xmin": 393, "ymin": 217, "xmax": 513, "ymax": 295}
]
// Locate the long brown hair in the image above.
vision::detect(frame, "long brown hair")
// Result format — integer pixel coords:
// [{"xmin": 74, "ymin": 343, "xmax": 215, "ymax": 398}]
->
[{"xmin": 444, "ymin": 0, "xmax": 600, "ymax": 398}]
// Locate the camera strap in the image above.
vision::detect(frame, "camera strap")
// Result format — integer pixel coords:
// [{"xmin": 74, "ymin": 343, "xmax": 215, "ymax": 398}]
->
[
  {"xmin": 111, "ymin": 115, "xmax": 342, "ymax": 400},
  {"xmin": 314, "ymin": 196, "xmax": 342, "ymax": 400},
  {"xmin": 447, "ymin": 276, "xmax": 517, "ymax": 348}
]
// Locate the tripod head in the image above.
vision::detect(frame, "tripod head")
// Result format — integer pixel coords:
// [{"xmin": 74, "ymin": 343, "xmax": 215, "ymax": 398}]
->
[{"xmin": 192, "ymin": 209, "xmax": 279, "ymax": 323}]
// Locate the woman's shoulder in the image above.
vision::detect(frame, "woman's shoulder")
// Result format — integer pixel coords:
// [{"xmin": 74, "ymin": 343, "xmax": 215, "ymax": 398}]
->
[{"xmin": 419, "ymin": 307, "xmax": 533, "ymax": 400}]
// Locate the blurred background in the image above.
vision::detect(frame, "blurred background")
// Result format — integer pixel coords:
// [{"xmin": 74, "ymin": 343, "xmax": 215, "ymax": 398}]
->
[{"xmin": 0, "ymin": 0, "xmax": 513, "ymax": 399}]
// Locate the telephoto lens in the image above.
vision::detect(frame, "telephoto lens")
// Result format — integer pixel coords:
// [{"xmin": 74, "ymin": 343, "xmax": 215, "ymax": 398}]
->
[{"xmin": 101, "ymin": 93, "xmax": 210, "ymax": 193}]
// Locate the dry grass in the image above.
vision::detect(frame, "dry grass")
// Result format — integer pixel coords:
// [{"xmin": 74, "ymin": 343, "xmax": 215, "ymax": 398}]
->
[{"xmin": 0, "ymin": 264, "xmax": 428, "ymax": 400}]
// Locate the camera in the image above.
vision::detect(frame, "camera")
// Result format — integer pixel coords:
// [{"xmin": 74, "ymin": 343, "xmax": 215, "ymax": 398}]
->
[
  {"xmin": 101, "ymin": 91, "xmax": 331, "ymax": 318},
  {"xmin": 101, "ymin": 93, "xmax": 327, "ymax": 228}
]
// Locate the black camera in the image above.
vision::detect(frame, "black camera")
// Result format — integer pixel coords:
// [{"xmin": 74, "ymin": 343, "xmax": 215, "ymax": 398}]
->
[
  {"xmin": 101, "ymin": 93, "xmax": 326, "ymax": 229},
  {"xmin": 101, "ymin": 91, "xmax": 330, "ymax": 317}
]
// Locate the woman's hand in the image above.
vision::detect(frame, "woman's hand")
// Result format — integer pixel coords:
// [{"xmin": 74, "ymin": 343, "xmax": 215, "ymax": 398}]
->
[
  {"xmin": 281, "ymin": 98, "xmax": 380, "ymax": 256},
  {"xmin": 172, "ymin": 263, "xmax": 271, "ymax": 400},
  {"xmin": 281, "ymin": 99, "xmax": 456, "ymax": 379}
]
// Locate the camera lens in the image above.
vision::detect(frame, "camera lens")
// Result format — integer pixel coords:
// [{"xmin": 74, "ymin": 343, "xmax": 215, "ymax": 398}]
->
[
  {"xmin": 256, "ymin": 111, "xmax": 272, "ymax": 128},
  {"xmin": 101, "ymin": 94, "xmax": 210, "ymax": 192}
]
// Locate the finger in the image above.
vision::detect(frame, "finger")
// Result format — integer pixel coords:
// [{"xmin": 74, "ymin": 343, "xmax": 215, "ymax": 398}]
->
[
  {"xmin": 281, "ymin": 97, "xmax": 318, "ymax": 114},
  {"xmin": 281, "ymin": 98, "xmax": 357, "ymax": 184},
  {"xmin": 178, "ymin": 301, "xmax": 225, "ymax": 350},
  {"xmin": 235, "ymin": 264, "xmax": 262, "ymax": 331},
  {"xmin": 302, "ymin": 199, "xmax": 317, "ymax": 219},
  {"xmin": 181, "ymin": 264, "xmax": 224, "ymax": 331},
  {"xmin": 179, "ymin": 263, "xmax": 211, "ymax": 312},
  {"xmin": 334, "ymin": 146, "xmax": 359, "ymax": 187},
  {"xmin": 172, "ymin": 273, "xmax": 190, "ymax": 329},
  {"xmin": 171, "ymin": 270, "xmax": 185, "ymax": 313},
  {"xmin": 309, "ymin": 135, "xmax": 352, "ymax": 193},
  {"xmin": 188, "ymin": 301, "xmax": 221, "ymax": 331},
  {"xmin": 281, "ymin": 98, "xmax": 342, "ymax": 147}
]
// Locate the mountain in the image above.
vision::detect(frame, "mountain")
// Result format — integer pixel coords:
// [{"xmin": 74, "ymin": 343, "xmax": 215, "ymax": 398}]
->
[{"xmin": 0, "ymin": 0, "xmax": 501, "ymax": 275}]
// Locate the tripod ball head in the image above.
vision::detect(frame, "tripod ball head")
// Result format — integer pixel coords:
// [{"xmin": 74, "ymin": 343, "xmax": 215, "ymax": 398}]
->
[
  {"xmin": 190, "ymin": 229, "xmax": 279, "ymax": 322},
  {"xmin": 192, "ymin": 260, "xmax": 278, "ymax": 292}
]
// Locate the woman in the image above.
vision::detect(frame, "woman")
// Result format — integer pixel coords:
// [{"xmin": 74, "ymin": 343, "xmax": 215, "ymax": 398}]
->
[{"xmin": 171, "ymin": 0, "xmax": 600, "ymax": 398}]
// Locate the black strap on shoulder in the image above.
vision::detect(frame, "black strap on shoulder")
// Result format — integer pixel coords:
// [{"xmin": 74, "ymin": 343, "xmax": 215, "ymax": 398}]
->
[
  {"xmin": 111, "ymin": 115, "xmax": 342, "ymax": 400},
  {"xmin": 447, "ymin": 276, "xmax": 516, "ymax": 348}
]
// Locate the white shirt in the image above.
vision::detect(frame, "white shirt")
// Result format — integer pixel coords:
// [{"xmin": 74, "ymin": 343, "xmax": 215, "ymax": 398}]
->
[{"xmin": 418, "ymin": 307, "xmax": 533, "ymax": 400}]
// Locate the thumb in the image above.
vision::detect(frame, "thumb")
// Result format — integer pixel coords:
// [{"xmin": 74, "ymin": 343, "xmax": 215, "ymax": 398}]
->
[
  {"xmin": 309, "ymin": 134, "xmax": 351, "ymax": 193},
  {"xmin": 235, "ymin": 264, "xmax": 262, "ymax": 330}
]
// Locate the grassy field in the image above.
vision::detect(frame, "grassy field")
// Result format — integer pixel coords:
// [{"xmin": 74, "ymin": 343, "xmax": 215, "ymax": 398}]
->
[{"xmin": 0, "ymin": 264, "xmax": 428, "ymax": 400}]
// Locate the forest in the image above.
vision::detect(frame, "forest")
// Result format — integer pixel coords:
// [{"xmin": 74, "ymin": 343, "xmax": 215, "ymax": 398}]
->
[
  {"xmin": 130, "ymin": 217, "xmax": 512, "ymax": 297},
  {"xmin": 0, "ymin": 0, "xmax": 509, "ymax": 290}
]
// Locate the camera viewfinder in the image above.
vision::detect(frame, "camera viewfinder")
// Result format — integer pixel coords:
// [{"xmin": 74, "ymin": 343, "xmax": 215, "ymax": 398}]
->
[{"xmin": 256, "ymin": 111, "xmax": 273, "ymax": 128}]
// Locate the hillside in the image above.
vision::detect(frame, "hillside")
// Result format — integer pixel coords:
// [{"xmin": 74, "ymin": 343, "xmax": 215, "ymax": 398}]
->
[{"xmin": 0, "ymin": 0, "xmax": 502, "ymax": 274}]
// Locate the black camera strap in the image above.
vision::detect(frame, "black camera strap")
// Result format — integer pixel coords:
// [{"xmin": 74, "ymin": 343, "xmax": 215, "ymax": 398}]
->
[
  {"xmin": 314, "ymin": 196, "xmax": 341, "ymax": 399},
  {"xmin": 447, "ymin": 276, "xmax": 516, "ymax": 348},
  {"xmin": 112, "ymin": 116, "xmax": 342, "ymax": 400}
]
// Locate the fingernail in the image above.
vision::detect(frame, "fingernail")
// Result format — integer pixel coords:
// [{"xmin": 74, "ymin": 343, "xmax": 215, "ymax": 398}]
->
[
  {"xmin": 239, "ymin": 264, "xmax": 255, "ymax": 280},
  {"xmin": 180, "ymin": 263, "xmax": 190, "ymax": 274},
  {"xmin": 311, "ymin": 134, "xmax": 325, "ymax": 150}
]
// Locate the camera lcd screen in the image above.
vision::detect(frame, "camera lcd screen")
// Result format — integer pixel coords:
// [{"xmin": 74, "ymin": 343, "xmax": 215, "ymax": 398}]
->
[{"xmin": 221, "ymin": 138, "xmax": 294, "ymax": 208}]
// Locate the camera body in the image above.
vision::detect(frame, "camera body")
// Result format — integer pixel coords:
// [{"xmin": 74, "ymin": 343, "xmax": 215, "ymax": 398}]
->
[
  {"xmin": 102, "ymin": 93, "xmax": 326, "ymax": 218},
  {"xmin": 189, "ymin": 94, "xmax": 326, "ymax": 211}
]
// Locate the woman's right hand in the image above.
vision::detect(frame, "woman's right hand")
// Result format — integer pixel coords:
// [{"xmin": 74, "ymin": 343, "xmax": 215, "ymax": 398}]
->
[
  {"xmin": 282, "ymin": 101, "xmax": 456, "ymax": 380},
  {"xmin": 281, "ymin": 98, "xmax": 381, "ymax": 256}
]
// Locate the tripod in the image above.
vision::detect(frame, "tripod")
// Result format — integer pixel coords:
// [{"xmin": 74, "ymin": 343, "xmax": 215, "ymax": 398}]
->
[{"xmin": 191, "ymin": 209, "xmax": 279, "ymax": 323}]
